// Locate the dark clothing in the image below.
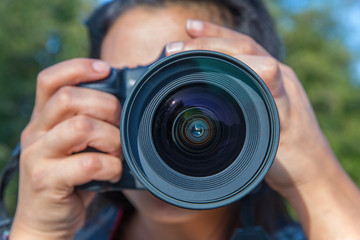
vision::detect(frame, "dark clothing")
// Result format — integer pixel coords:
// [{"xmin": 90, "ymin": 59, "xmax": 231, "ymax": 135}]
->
[{"xmin": 74, "ymin": 205, "xmax": 306, "ymax": 240}]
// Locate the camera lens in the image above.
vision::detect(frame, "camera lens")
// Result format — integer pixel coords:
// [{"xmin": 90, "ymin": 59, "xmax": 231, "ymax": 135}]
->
[
  {"xmin": 120, "ymin": 50, "xmax": 279, "ymax": 209},
  {"xmin": 173, "ymin": 107, "xmax": 219, "ymax": 153},
  {"xmin": 152, "ymin": 83, "xmax": 246, "ymax": 177}
]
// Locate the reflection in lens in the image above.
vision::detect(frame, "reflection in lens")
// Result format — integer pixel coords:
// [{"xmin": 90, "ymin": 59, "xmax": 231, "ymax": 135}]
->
[
  {"xmin": 185, "ymin": 116, "xmax": 210, "ymax": 143},
  {"xmin": 152, "ymin": 83, "xmax": 246, "ymax": 177},
  {"xmin": 173, "ymin": 107, "xmax": 219, "ymax": 154}
]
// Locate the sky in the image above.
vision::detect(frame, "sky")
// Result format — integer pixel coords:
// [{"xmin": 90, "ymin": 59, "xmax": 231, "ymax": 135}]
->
[{"xmin": 279, "ymin": 0, "xmax": 360, "ymax": 84}]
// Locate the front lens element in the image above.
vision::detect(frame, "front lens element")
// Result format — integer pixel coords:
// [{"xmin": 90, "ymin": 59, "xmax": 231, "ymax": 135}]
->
[{"xmin": 152, "ymin": 83, "xmax": 246, "ymax": 177}]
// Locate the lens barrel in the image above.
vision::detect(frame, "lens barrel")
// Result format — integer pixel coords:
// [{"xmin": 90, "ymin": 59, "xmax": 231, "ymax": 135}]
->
[{"xmin": 121, "ymin": 51, "xmax": 279, "ymax": 209}]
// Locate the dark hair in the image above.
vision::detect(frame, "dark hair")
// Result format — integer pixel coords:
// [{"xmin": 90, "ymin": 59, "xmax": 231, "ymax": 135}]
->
[{"xmin": 85, "ymin": 0, "xmax": 291, "ymax": 235}]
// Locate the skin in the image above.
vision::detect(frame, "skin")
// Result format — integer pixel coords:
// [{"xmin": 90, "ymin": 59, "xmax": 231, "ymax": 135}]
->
[{"xmin": 10, "ymin": 4, "xmax": 360, "ymax": 240}]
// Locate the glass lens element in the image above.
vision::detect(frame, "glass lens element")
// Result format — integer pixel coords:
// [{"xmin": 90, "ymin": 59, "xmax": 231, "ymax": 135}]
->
[{"xmin": 152, "ymin": 83, "xmax": 246, "ymax": 177}]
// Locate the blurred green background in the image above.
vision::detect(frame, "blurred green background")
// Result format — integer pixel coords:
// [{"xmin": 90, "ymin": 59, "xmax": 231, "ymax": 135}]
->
[{"xmin": 0, "ymin": 0, "xmax": 359, "ymax": 215}]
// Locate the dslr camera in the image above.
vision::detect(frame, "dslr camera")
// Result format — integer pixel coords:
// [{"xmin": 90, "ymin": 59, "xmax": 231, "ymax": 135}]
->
[{"xmin": 80, "ymin": 50, "xmax": 279, "ymax": 210}]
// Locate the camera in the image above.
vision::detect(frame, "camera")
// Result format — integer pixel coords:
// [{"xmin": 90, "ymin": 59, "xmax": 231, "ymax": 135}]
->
[{"xmin": 80, "ymin": 50, "xmax": 280, "ymax": 210}]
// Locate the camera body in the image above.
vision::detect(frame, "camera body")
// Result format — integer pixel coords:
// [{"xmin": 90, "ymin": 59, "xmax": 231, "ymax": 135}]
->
[{"xmin": 80, "ymin": 50, "xmax": 280, "ymax": 210}]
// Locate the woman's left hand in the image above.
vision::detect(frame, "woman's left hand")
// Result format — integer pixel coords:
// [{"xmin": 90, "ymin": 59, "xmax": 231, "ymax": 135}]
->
[{"xmin": 165, "ymin": 19, "xmax": 360, "ymax": 239}]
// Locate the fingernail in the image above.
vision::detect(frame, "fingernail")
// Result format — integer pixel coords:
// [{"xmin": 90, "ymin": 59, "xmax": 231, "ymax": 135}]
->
[
  {"xmin": 92, "ymin": 60, "xmax": 109, "ymax": 73},
  {"xmin": 186, "ymin": 19, "xmax": 203, "ymax": 32},
  {"xmin": 166, "ymin": 42, "xmax": 184, "ymax": 54}
]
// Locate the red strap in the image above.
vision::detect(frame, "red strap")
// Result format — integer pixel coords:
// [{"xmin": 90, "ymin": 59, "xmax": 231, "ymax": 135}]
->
[{"xmin": 108, "ymin": 208, "xmax": 124, "ymax": 240}]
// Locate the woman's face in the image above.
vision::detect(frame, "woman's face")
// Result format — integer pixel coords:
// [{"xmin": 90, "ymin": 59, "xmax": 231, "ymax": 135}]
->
[{"xmin": 100, "ymin": 5, "xmax": 226, "ymax": 222}]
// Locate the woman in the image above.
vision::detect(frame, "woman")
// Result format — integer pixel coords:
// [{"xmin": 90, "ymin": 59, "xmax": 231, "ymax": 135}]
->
[{"xmin": 9, "ymin": 0, "xmax": 360, "ymax": 239}]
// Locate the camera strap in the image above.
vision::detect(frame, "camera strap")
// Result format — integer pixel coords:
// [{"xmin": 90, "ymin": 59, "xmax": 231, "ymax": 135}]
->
[{"xmin": 0, "ymin": 143, "xmax": 20, "ymax": 229}]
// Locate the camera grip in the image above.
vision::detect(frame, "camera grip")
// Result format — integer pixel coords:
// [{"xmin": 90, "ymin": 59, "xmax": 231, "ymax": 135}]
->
[
  {"xmin": 79, "ymin": 68, "xmax": 127, "ymax": 104},
  {"xmin": 78, "ymin": 69, "xmax": 147, "ymax": 191}
]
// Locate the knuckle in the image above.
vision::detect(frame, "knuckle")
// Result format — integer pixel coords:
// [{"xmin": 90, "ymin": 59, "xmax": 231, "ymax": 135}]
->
[
  {"xmin": 21, "ymin": 155, "xmax": 48, "ymax": 190},
  {"xmin": 238, "ymin": 42, "xmax": 255, "ymax": 54},
  {"xmin": 242, "ymin": 35, "xmax": 255, "ymax": 44},
  {"xmin": 81, "ymin": 155, "xmax": 103, "ymax": 175},
  {"xmin": 29, "ymin": 166, "xmax": 47, "ymax": 188},
  {"xmin": 246, "ymin": 45, "xmax": 256, "ymax": 55},
  {"xmin": 20, "ymin": 126, "xmax": 31, "ymax": 143},
  {"xmin": 239, "ymin": 37, "xmax": 256, "ymax": 54},
  {"xmin": 36, "ymin": 69, "xmax": 52, "ymax": 91},
  {"xmin": 20, "ymin": 124, "xmax": 39, "ymax": 148},
  {"xmin": 262, "ymin": 57, "xmax": 280, "ymax": 81},
  {"xmin": 69, "ymin": 115, "xmax": 93, "ymax": 133},
  {"xmin": 55, "ymin": 86, "xmax": 75, "ymax": 112}
]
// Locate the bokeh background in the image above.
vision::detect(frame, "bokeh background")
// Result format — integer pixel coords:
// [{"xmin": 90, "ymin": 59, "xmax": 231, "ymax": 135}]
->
[{"xmin": 1, "ymin": 0, "xmax": 359, "ymax": 215}]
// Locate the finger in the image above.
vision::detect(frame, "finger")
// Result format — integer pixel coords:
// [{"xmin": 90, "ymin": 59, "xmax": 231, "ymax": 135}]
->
[
  {"xmin": 26, "ymin": 152, "xmax": 122, "ymax": 190},
  {"xmin": 184, "ymin": 19, "xmax": 269, "ymax": 55},
  {"xmin": 233, "ymin": 54, "xmax": 285, "ymax": 98},
  {"xmin": 233, "ymin": 55, "xmax": 291, "ymax": 130},
  {"xmin": 166, "ymin": 37, "xmax": 269, "ymax": 56},
  {"xmin": 55, "ymin": 152, "xmax": 122, "ymax": 187},
  {"xmin": 31, "ymin": 86, "xmax": 121, "ymax": 131},
  {"xmin": 40, "ymin": 114, "xmax": 122, "ymax": 158},
  {"xmin": 186, "ymin": 19, "xmax": 241, "ymax": 39},
  {"xmin": 34, "ymin": 58, "xmax": 111, "ymax": 115}
]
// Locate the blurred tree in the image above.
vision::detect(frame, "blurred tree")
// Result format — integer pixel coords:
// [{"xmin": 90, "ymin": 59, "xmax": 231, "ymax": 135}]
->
[
  {"xmin": 1, "ymin": 0, "xmax": 359, "ymax": 216},
  {"xmin": 0, "ymin": 0, "xmax": 94, "ymax": 215},
  {"xmin": 268, "ymin": 2, "xmax": 360, "ymax": 185}
]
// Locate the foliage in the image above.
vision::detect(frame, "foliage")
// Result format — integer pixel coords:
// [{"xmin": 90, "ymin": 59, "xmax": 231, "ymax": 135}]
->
[
  {"xmin": 0, "ymin": 1, "xmax": 359, "ymax": 216},
  {"xmin": 0, "ymin": 0, "xmax": 93, "ymax": 215},
  {"xmin": 272, "ymin": 7, "xmax": 360, "ymax": 186}
]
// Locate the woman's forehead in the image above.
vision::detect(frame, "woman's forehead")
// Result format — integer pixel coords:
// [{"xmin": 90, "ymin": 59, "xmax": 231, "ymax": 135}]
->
[{"xmin": 100, "ymin": 5, "xmax": 218, "ymax": 68}]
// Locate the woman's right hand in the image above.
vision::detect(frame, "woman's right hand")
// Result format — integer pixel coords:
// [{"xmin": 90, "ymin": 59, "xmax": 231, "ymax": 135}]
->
[{"xmin": 10, "ymin": 59, "xmax": 123, "ymax": 240}]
